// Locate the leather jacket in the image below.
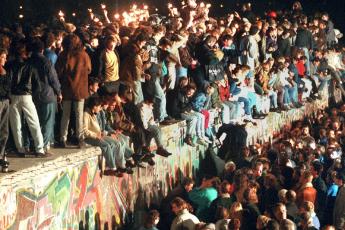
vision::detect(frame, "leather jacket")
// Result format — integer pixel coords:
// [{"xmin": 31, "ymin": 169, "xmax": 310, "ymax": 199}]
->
[{"xmin": 7, "ymin": 57, "xmax": 39, "ymax": 96}]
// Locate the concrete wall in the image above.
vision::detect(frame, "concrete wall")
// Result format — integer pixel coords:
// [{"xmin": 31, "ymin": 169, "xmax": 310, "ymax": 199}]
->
[
  {"xmin": 0, "ymin": 121, "xmax": 204, "ymax": 230},
  {"xmin": 0, "ymin": 88, "xmax": 341, "ymax": 230}
]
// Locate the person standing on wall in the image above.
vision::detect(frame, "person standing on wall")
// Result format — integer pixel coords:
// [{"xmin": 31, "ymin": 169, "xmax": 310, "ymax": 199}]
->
[
  {"xmin": 0, "ymin": 48, "xmax": 10, "ymax": 171},
  {"xmin": 56, "ymin": 34, "xmax": 91, "ymax": 148}
]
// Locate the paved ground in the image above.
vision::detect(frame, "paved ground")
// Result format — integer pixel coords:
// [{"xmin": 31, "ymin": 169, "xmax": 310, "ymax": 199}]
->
[{"xmin": 0, "ymin": 146, "xmax": 88, "ymax": 179}]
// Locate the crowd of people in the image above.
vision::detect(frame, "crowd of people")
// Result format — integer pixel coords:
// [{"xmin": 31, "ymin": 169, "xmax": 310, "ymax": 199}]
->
[
  {"xmin": 0, "ymin": 0, "xmax": 344, "ymax": 227},
  {"xmin": 144, "ymin": 104, "xmax": 345, "ymax": 230}
]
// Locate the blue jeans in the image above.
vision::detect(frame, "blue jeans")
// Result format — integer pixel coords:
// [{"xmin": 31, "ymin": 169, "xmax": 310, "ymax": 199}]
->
[
  {"xmin": 283, "ymin": 86, "xmax": 291, "ymax": 105},
  {"xmin": 269, "ymin": 90, "xmax": 278, "ymax": 108},
  {"xmin": 287, "ymin": 85, "xmax": 298, "ymax": 104},
  {"xmin": 181, "ymin": 112, "xmax": 198, "ymax": 136},
  {"xmin": 85, "ymin": 136, "xmax": 122, "ymax": 169},
  {"xmin": 60, "ymin": 100, "xmax": 84, "ymax": 142},
  {"xmin": 222, "ymin": 101, "xmax": 241, "ymax": 123},
  {"xmin": 146, "ymin": 124, "xmax": 163, "ymax": 148},
  {"xmin": 133, "ymin": 80, "xmax": 144, "ymax": 105},
  {"xmin": 36, "ymin": 102, "xmax": 56, "ymax": 149},
  {"xmin": 10, "ymin": 95, "xmax": 44, "ymax": 153},
  {"xmin": 152, "ymin": 77, "xmax": 167, "ymax": 122},
  {"xmin": 238, "ymin": 97, "xmax": 251, "ymax": 115}
]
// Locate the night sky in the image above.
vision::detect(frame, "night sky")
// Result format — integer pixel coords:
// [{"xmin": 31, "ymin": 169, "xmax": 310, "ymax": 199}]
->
[{"xmin": 0, "ymin": 0, "xmax": 344, "ymax": 31}]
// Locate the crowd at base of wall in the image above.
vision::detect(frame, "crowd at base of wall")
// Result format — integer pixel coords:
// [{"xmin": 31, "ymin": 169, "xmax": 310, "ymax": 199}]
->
[{"xmin": 0, "ymin": 87, "xmax": 342, "ymax": 230}]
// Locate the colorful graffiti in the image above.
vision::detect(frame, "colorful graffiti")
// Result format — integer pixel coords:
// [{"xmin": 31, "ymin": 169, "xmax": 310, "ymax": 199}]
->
[{"xmin": 0, "ymin": 121, "xmax": 201, "ymax": 230}]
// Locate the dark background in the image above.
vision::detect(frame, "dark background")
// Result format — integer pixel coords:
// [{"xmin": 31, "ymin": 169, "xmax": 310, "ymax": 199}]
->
[{"xmin": 0, "ymin": 0, "xmax": 344, "ymax": 31}]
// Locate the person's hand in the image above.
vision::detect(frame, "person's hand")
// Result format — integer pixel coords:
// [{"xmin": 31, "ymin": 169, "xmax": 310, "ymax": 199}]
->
[
  {"xmin": 96, "ymin": 132, "xmax": 102, "ymax": 140},
  {"xmin": 143, "ymin": 73, "xmax": 151, "ymax": 81},
  {"xmin": 57, "ymin": 94, "xmax": 63, "ymax": 103}
]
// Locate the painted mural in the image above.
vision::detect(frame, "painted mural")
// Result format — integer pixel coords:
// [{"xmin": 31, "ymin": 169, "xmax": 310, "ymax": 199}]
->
[{"xmin": 0, "ymin": 121, "xmax": 202, "ymax": 230}]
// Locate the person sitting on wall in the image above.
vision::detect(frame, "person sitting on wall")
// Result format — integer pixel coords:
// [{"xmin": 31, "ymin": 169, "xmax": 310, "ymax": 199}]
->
[
  {"xmin": 83, "ymin": 96, "xmax": 132, "ymax": 177},
  {"xmin": 137, "ymin": 94, "xmax": 172, "ymax": 159}
]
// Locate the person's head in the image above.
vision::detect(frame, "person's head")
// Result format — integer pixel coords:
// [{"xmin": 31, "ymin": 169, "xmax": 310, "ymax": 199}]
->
[
  {"xmin": 302, "ymin": 171, "xmax": 314, "ymax": 184},
  {"xmin": 280, "ymin": 218, "xmax": 296, "ymax": 230},
  {"xmin": 221, "ymin": 34, "xmax": 233, "ymax": 47},
  {"xmin": 266, "ymin": 219, "xmax": 280, "ymax": 230},
  {"xmin": 241, "ymin": 146, "xmax": 250, "ymax": 158},
  {"xmin": 273, "ymin": 203, "xmax": 287, "ymax": 222},
  {"xmin": 300, "ymin": 211, "xmax": 313, "ymax": 228},
  {"xmin": 62, "ymin": 34, "xmax": 83, "ymax": 54},
  {"xmin": 256, "ymin": 215, "xmax": 271, "ymax": 229},
  {"xmin": 87, "ymin": 96, "xmax": 102, "ymax": 114},
  {"xmin": 228, "ymin": 218, "xmax": 241, "ymax": 230},
  {"xmin": 335, "ymin": 173, "xmax": 345, "ymax": 186},
  {"xmin": 302, "ymin": 126, "xmax": 310, "ymax": 136},
  {"xmin": 171, "ymin": 197, "xmax": 188, "ymax": 214},
  {"xmin": 243, "ymin": 187, "xmax": 258, "ymax": 204},
  {"xmin": 229, "ymin": 202, "xmax": 243, "ymax": 219},
  {"xmin": 264, "ymin": 173, "xmax": 278, "ymax": 189},
  {"xmin": 90, "ymin": 37, "xmax": 99, "ymax": 49},
  {"xmin": 219, "ymin": 181, "xmax": 231, "ymax": 195},
  {"xmin": 118, "ymin": 83, "xmax": 133, "ymax": 103},
  {"xmin": 185, "ymin": 85, "xmax": 196, "ymax": 98},
  {"xmin": 225, "ymin": 161, "xmax": 236, "ymax": 172},
  {"xmin": 249, "ymin": 26, "xmax": 259, "ymax": 36},
  {"xmin": 159, "ymin": 37, "xmax": 172, "ymax": 51},
  {"xmin": 178, "ymin": 77, "xmax": 189, "ymax": 89},
  {"xmin": 144, "ymin": 210, "xmax": 160, "ymax": 228},
  {"xmin": 88, "ymin": 78, "xmax": 100, "ymax": 94},
  {"xmin": 104, "ymin": 35, "xmax": 118, "ymax": 51},
  {"xmin": 300, "ymin": 201, "xmax": 315, "ymax": 214},
  {"xmin": 215, "ymin": 206, "xmax": 230, "ymax": 220},
  {"xmin": 321, "ymin": 13, "xmax": 329, "ymax": 21},
  {"xmin": 152, "ymin": 25, "xmax": 166, "ymax": 40},
  {"xmin": 13, "ymin": 40, "xmax": 27, "ymax": 59},
  {"xmin": 134, "ymin": 32, "xmax": 149, "ymax": 48},
  {"xmin": 286, "ymin": 190, "xmax": 297, "ymax": 203},
  {"xmin": 311, "ymin": 161, "xmax": 323, "ymax": 178},
  {"xmin": 278, "ymin": 189, "xmax": 288, "ymax": 203},
  {"xmin": 253, "ymin": 161, "xmax": 264, "ymax": 178},
  {"xmin": 182, "ymin": 177, "xmax": 194, "ymax": 192},
  {"xmin": 42, "ymin": 32, "xmax": 56, "ymax": 49},
  {"xmin": 205, "ymin": 35, "xmax": 217, "ymax": 48},
  {"xmin": 205, "ymin": 84, "xmax": 214, "ymax": 95},
  {"xmin": 201, "ymin": 174, "xmax": 215, "ymax": 188},
  {"xmin": 0, "ymin": 48, "xmax": 8, "ymax": 67},
  {"xmin": 143, "ymin": 94, "xmax": 155, "ymax": 107}
]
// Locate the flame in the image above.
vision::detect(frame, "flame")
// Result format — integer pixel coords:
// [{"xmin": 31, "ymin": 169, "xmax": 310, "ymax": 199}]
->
[{"xmin": 58, "ymin": 10, "xmax": 64, "ymax": 17}]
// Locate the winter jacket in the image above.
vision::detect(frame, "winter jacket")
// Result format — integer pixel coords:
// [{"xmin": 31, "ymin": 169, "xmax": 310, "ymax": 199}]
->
[
  {"xmin": 119, "ymin": 43, "xmax": 144, "ymax": 86},
  {"xmin": 30, "ymin": 52, "xmax": 61, "ymax": 104},
  {"xmin": 56, "ymin": 49, "xmax": 91, "ymax": 100},
  {"xmin": 8, "ymin": 57, "xmax": 39, "ymax": 96},
  {"xmin": 295, "ymin": 28, "xmax": 314, "ymax": 50}
]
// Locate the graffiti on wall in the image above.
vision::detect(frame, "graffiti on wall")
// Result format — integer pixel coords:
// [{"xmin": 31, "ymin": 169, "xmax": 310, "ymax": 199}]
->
[{"xmin": 0, "ymin": 120, "xmax": 201, "ymax": 230}]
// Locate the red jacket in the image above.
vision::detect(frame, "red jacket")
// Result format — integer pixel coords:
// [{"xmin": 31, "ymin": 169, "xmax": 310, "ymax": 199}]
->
[
  {"xmin": 218, "ymin": 83, "xmax": 230, "ymax": 102},
  {"xmin": 297, "ymin": 183, "xmax": 317, "ymax": 206},
  {"xmin": 296, "ymin": 60, "xmax": 306, "ymax": 77}
]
